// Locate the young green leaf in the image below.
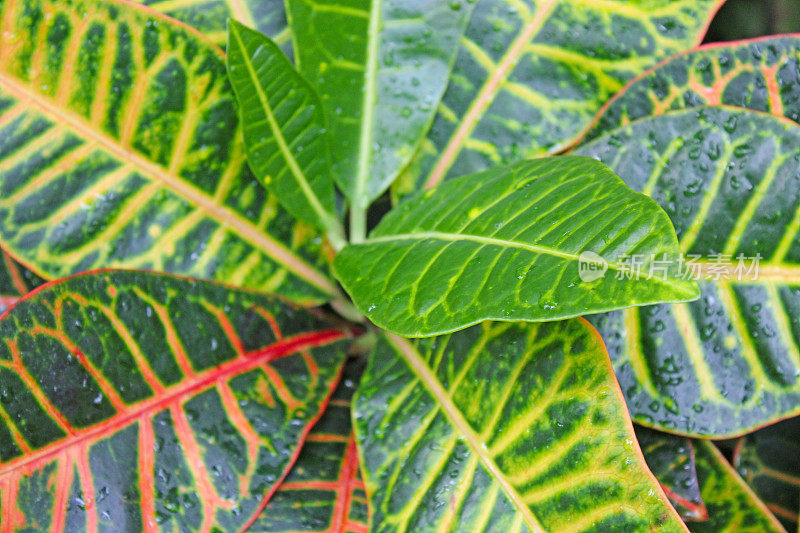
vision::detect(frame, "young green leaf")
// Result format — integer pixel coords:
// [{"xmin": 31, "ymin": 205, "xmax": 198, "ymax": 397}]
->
[
  {"xmin": 583, "ymin": 35, "xmax": 800, "ymax": 143},
  {"xmin": 393, "ymin": 0, "xmax": 724, "ymax": 198},
  {"xmin": 689, "ymin": 441, "xmax": 785, "ymax": 533},
  {"xmin": 354, "ymin": 320, "xmax": 686, "ymax": 532},
  {"xmin": 577, "ymin": 106, "xmax": 800, "ymax": 436},
  {"xmin": 133, "ymin": 0, "xmax": 290, "ymax": 48},
  {"xmin": 0, "ymin": 270, "xmax": 349, "ymax": 530},
  {"xmin": 285, "ymin": 0, "xmax": 475, "ymax": 238},
  {"xmin": 733, "ymin": 417, "xmax": 800, "ymax": 531},
  {"xmin": 637, "ymin": 427, "xmax": 708, "ymax": 521},
  {"xmin": 249, "ymin": 360, "xmax": 367, "ymax": 532},
  {"xmin": 226, "ymin": 21, "xmax": 345, "ymax": 249},
  {"xmin": 0, "ymin": 0, "xmax": 336, "ymax": 304},
  {"xmin": 334, "ymin": 156, "xmax": 699, "ymax": 337}
]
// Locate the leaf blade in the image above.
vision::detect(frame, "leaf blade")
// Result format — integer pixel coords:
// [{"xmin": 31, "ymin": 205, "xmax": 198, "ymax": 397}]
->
[
  {"xmin": 0, "ymin": 270, "xmax": 349, "ymax": 530},
  {"xmin": 334, "ymin": 155, "xmax": 698, "ymax": 337},
  {"xmin": 0, "ymin": 0, "xmax": 335, "ymax": 304},
  {"xmin": 354, "ymin": 320, "xmax": 686, "ymax": 531},
  {"xmin": 226, "ymin": 21, "xmax": 344, "ymax": 247}
]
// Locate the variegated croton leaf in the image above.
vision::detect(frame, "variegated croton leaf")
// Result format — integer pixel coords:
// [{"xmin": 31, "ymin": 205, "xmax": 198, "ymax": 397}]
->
[
  {"xmin": 250, "ymin": 359, "xmax": 368, "ymax": 533},
  {"xmin": 354, "ymin": 319, "xmax": 685, "ymax": 532},
  {"xmin": 0, "ymin": 270, "xmax": 349, "ymax": 531},
  {"xmin": 393, "ymin": 0, "xmax": 725, "ymax": 198},
  {"xmin": 636, "ymin": 426, "xmax": 707, "ymax": 522},
  {"xmin": 733, "ymin": 416, "xmax": 800, "ymax": 531},
  {"xmin": 0, "ymin": 0, "xmax": 337, "ymax": 305},
  {"xmin": 577, "ymin": 105, "xmax": 800, "ymax": 437},
  {"xmin": 0, "ymin": 251, "xmax": 43, "ymax": 314}
]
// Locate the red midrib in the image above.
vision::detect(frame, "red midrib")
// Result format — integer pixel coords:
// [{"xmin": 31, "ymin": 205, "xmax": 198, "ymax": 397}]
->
[{"xmin": 0, "ymin": 328, "xmax": 347, "ymax": 476}]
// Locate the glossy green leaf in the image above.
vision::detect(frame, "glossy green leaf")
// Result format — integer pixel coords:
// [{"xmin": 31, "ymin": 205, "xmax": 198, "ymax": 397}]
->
[
  {"xmin": 637, "ymin": 427, "xmax": 707, "ymax": 521},
  {"xmin": 584, "ymin": 35, "xmax": 800, "ymax": 143},
  {"xmin": 688, "ymin": 441, "xmax": 785, "ymax": 533},
  {"xmin": 250, "ymin": 360, "xmax": 368, "ymax": 533},
  {"xmin": 334, "ymin": 155, "xmax": 698, "ymax": 337},
  {"xmin": 354, "ymin": 319, "xmax": 685, "ymax": 532},
  {"xmin": 285, "ymin": 0, "xmax": 474, "ymax": 227},
  {"xmin": 0, "ymin": 0, "xmax": 337, "ymax": 305},
  {"xmin": 577, "ymin": 106, "xmax": 800, "ymax": 437},
  {"xmin": 226, "ymin": 21, "xmax": 344, "ymax": 248},
  {"xmin": 392, "ymin": 0, "xmax": 724, "ymax": 198},
  {"xmin": 0, "ymin": 251, "xmax": 43, "ymax": 314},
  {"xmin": 0, "ymin": 270, "xmax": 349, "ymax": 530},
  {"xmin": 733, "ymin": 417, "xmax": 800, "ymax": 531},
  {"xmin": 133, "ymin": 0, "xmax": 290, "ymax": 49}
]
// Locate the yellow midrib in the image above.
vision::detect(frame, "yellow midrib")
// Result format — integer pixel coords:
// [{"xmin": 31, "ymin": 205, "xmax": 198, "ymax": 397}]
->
[
  {"xmin": 387, "ymin": 333, "xmax": 546, "ymax": 533},
  {"xmin": 0, "ymin": 71, "xmax": 335, "ymax": 295}
]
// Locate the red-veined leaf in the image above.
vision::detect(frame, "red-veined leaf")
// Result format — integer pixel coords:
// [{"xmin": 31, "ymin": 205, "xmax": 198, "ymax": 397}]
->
[
  {"xmin": 583, "ymin": 35, "xmax": 800, "ymax": 143},
  {"xmin": 0, "ymin": 0, "xmax": 336, "ymax": 305},
  {"xmin": 0, "ymin": 270, "xmax": 349, "ymax": 531},
  {"xmin": 733, "ymin": 417, "xmax": 800, "ymax": 531},
  {"xmin": 0, "ymin": 251, "xmax": 43, "ymax": 314},
  {"xmin": 637, "ymin": 427, "xmax": 707, "ymax": 522},
  {"xmin": 249, "ymin": 359, "xmax": 367, "ymax": 532}
]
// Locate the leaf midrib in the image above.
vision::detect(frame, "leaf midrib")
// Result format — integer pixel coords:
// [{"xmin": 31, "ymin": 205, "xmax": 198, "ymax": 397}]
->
[
  {"xmin": 230, "ymin": 23, "xmax": 334, "ymax": 230},
  {"xmin": 0, "ymin": 72, "xmax": 335, "ymax": 296},
  {"xmin": 365, "ymin": 231, "xmax": 694, "ymax": 294},
  {"xmin": 386, "ymin": 333, "xmax": 545, "ymax": 533}
]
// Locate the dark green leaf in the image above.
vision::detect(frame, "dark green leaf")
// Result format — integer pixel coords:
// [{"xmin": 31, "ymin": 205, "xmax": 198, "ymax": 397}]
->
[
  {"xmin": 334, "ymin": 156, "xmax": 698, "ymax": 337},
  {"xmin": 577, "ymin": 106, "xmax": 800, "ymax": 436},
  {"xmin": 226, "ymin": 21, "xmax": 344, "ymax": 248},
  {"xmin": 0, "ymin": 250, "xmax": 44, "ymax": 314},
  {"xmin": 354, "ymin": 320, "xmax": 685, "ymax": 531}
]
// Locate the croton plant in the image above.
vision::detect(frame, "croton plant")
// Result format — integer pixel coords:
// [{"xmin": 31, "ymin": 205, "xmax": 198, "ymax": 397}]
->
[{"xmin": 1, "ymin": 0, "xmax": 800, "ymax": 530}]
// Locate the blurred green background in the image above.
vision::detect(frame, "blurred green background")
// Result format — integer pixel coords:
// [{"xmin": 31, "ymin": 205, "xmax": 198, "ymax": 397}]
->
[{"xmin": 705, "ymin": 0, "xmax": 800, "ymax": 42}]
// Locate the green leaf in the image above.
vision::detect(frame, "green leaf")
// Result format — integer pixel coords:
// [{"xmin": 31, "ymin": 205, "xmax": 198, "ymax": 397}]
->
[
  {"xmin": 226, "ymin": 21, "xmax": 345, "ymax": 249},
  {"xmin": 733, "ymin": 417, "xmax": 800, "ymax": 531},
  {"xmin": 249, "ymin": 360, "xmax": 368, "ymax": 532},
  {"xmin": 0, "ymin": 270, "xmax": 349, "ymax": 530},
  {"xmin": 0, "ymin": 250, "xmax": 43, "ymax": 314},
  {"xmin": 576, "ymin": 106, "xmax": 800, "ymax": 436},
  {"xmin": 392, "ymin": 0, "xmax": 724, "ymax": 198},
  {"xmin": 688, "ymin": 441, "xmax": 785, "ymax": 533},
  {"xmin": 333, "ymin": 155, "xmax": 699, "ymax": 337},
  {"xmin": 584, "ymin": 35, "xmax": 800, "ymax": 143},
  {"xmin": 285, "ymin": 0, "xmax": 474, "ymax": 231},
  {"xmin": 133, "ymin": 0, "xmax": 290, "ymax": 48},
  {"xmin": 0, "ymin": 0, "xmax": 336, "ymax": 305},
  {"xmin": 354, "ymin": 319, "xmax": 686, "ymax": 532},
  {"xmin": 637, "ymin": 427, "xmax": 707, "ymax": 522}
]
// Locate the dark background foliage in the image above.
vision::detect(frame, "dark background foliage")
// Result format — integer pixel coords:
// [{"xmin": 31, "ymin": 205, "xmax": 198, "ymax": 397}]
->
[{"xmin": 706, "ymin": 0, "xmax": 800, "ymax": 41}]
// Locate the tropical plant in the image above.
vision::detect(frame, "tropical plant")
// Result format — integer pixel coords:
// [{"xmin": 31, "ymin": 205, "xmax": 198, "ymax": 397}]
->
[{"xmin": 1, "ymin": 0, "xmax": 800, "ymax": 531}]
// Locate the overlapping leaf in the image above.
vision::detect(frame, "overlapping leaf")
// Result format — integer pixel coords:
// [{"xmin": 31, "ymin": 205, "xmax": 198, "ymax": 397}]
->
[
  {"xmin": 354, "ymin": 320, "xmax": 685, "ymax": 532},
  {"xmin": 577, "ymin": 106, "xmax": 800, "ymax": 436},
  {"xmin": 0, "ymin": 251, "xmax": 43, "ymax": 314},
  {"xmin": 334, "ymin": 156, "xmax": 698, "ymax": 337},
  {"xmin": 226, "ymin": 21, "xmax": 344, "ymax": 247},
  {"xmin": 637, "ymin": 427, "xmax": 707, "ymax": 521},
  {"xmin": 688, "ymin": 441, "xmax": 785, "ymax": 532},
  {"xmin": 0, "ymin": 0, "xmax": 336, "ymax": 305},
  {"xmin": 133, "ymin": 0, "xmax": 290, "ymax": 49},
  {"xmin": 250, "ymin": 360, "xmax": 368, "ymax": 532},
  {"xmin": 733, "ymin": 417, "xmax": 800, "ymax": 531},
  {"xmin": 285, "ymin": 0, "xmax": 474, "ymax": 232},
  {"xmin": 0, "ymin": 270, "xmax": 349, "ymax": 531},
  {"xmin": 584, "ymin": 35, "xmax": 800, "ymax": 142},
  {"xmin": 392, "ymin": 0, "xmax": 724, "ymax": 198}
]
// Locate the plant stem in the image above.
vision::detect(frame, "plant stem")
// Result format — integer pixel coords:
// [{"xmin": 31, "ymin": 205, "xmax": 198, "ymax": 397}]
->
[
  {"xmin": 350, "ymin": 204, "xmax": 367, "ymax": 243},
  {"xmin": 331, "ymin": 296, "xmax": 365, "ymax": 324},
  {"xmin": 326, "ymin": 221, "xmax": 347, "ymax": 252}
]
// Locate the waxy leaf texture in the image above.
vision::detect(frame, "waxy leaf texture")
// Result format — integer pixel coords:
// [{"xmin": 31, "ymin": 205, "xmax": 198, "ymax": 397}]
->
[
  {"xmin": 0, "ymin": 271, "xmax": 349, "ymax": 531},
  {"xmin": 0, "ymin": 0, "xmax": 336, "ymax": 304},
  {"xmin": 335, "ymin": 156, "xmax": 698, "ymax": 337},
  {"xmin": 578, "ymin": 106, "xmax": 800, "ymax": 436},
  {"xmin": 354, "ymin": 320, "xmax": 685, "ymax": 532}
]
